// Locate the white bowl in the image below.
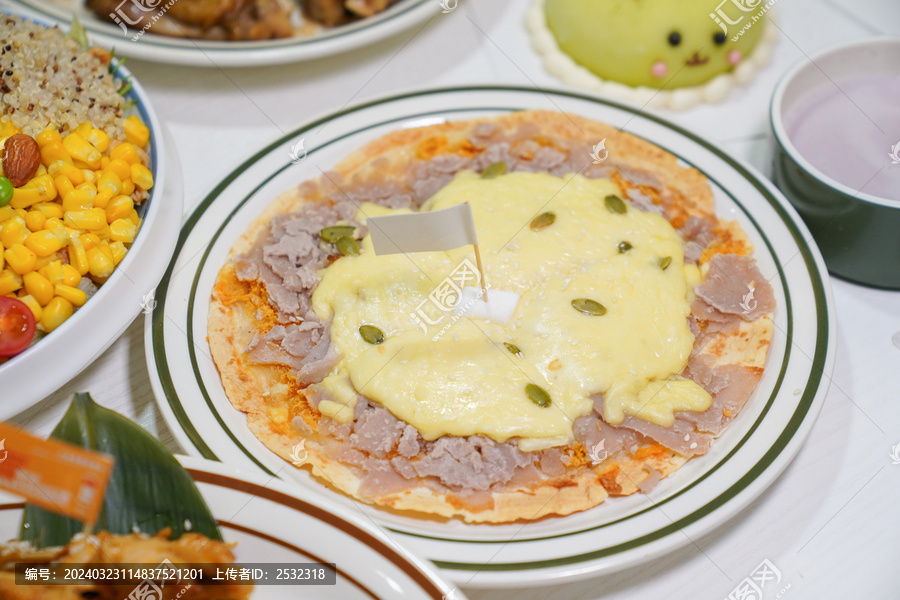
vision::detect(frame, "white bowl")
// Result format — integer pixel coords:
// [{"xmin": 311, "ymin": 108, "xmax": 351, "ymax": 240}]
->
[{"xmin": 0, "ymin": 11, "xmax": 183, "ymax": 418}]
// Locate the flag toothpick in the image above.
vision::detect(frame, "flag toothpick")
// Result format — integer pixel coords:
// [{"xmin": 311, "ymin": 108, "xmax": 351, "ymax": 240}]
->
[
  {"xmin": 472, "ymin": 243, "xmax": 488, "ymax": 302},
  {"xmin": 367, "ymin": 202, "xmax": 489, "ymax": 301}
]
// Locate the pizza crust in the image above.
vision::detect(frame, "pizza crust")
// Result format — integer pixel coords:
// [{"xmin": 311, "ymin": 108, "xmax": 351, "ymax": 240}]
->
[{"xmin": 207, "ymin": 111, "xmax": 773, "ymax": 523}]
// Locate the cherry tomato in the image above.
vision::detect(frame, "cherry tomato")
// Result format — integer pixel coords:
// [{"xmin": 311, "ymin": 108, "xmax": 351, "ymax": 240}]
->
[{"xmin": 0, "ymin": 297, "xmax": 37, "ymax": 358}]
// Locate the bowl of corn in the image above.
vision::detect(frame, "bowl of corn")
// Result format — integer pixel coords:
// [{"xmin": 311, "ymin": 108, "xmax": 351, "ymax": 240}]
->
[{"xmin": 0, "ymin": 13, "xmax": 183, "ymax": 417}]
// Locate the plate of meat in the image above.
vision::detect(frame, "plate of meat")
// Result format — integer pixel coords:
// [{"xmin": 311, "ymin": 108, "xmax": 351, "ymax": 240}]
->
[{"xmin": 9, "ymin": 0, "xmax": 435, "ymax": 66}]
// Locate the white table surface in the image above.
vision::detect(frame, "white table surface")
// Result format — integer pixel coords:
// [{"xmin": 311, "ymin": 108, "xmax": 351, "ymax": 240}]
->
[{"xmin": 8, "ymin": 0, "xmax": 900, "ymax": 598}]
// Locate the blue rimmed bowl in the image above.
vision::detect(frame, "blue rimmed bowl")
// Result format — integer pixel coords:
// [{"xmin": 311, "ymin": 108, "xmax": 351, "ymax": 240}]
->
[{"xmin": 0, "ymin": 9, "xmax": 183, "ymax": 417}]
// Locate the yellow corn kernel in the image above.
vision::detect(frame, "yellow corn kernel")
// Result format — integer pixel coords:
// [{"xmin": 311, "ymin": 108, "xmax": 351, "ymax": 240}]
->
[
  {"xmin": 35, "ymin": 128, "xmax": 62, "ymax": 149},
  {"xmin": 10, "ymin": 187, "xmax": 45, "ymax": 210},
  {"xmin": 1, "ymin": 218, "xmax": 29, "ymax": 247},
  {"xmin": 109, "ymin": 218, "xmax": 137, "ymax": 243},
  {"xmin": 130, "ymin": 163, "xmax": 153, "ymax": 190},
  {"xmin": 75, "ymin": 181, "xmax": 98, "ymax": 194},
  {"xmin": 93, "ymin": 189, "xmax": 114, "ymax": 210},
  {"xmin": 106, "ymin": 195, "xmax": 133, "ymax": 223},
  {"xmin": 127, "ymin": 208, "xmax": 140, "ymax": 226},
  {"xmin": 54, "ymin": 175, "xmax": 75, "ymax": 199},
  {"xmin": 81, "ymin": 169, "xmax": 96, "ymax": 184},
  {"xmin": 18, "ymin": 294, "xmax": 42, "ymax": 321},
  {"xmin": 0, "ymin": 206, "xmax": 15, "ymax": 223},
  {"xmin": 95, "ymin": 224, "xmax": 111, "ymax": 241},
  {"xmin": 43, "ymin": 217, "xmax": 67, "ymax": 239},
  {"xmin": 86, "ymin": 246, "xmax": 115, "ymax": 278},
  {"xmin": 54, "ymin": 283, "xmax": 86, "ymax": 307},
  {"xmin": 121, "ymin": 179, "xmax": 135, "ymax": 196},
  {"xmin": 100, "ymin": 156, "xmax": 111, "ymax": 169},
  {"xmin": 48, "ymin": 160, "xmax": 85, "ymax": 185},
  {"xmin": 33, "ymin": 254, "xmax": 56, "ymax": 270},
  {"xmin": 32, "ymin": 175, "xmax": 57, "ymax": 201},
  {"xmin": 40, "ymin": 141, "xmax": 72, "ymax": 166},
  {"xmin": 13, "ymin": 209, "xmax": 25, "ymax": 220},
  {"xmin": 23, "ymin": 271, "xmax": 54, "ymax": 305},
  {"xmin": 110, "ymin": 142, "xmax": 139, "ymax": 165},
  {"xmin": 38, "ymin": 260, "xmax": 65, "ymax": 285},
  {"xmin": 75, "ymin": 122, "xmax": 94, "ymax": 137},
  {"xmin": 104, "ymin": 158, "xmax": 131, "ymax": 182},
  {"xmin": 79, "ymin": 233, "xmax": 101, "ymax": 250},
  {"xmin": 24, "ymin": 210, "xmax": 46, "ymax": 232},
  {"xmin": 109, "ymin": 240, "xmax": 127, "ymax": 265},
  {"xmin": 4, "ymin": 243, "xmax": 37, "ymax": 275},
  {"xmin": 0, "ymin": 121, "xmax": 20, "ymax": 138},
  {"xmin": 60, "ymin": 264, "xmax": 81, "ymax": 287},
  {"xmin": 98, "ymin": 242, "xmax": 114, "ymax": 262},
  {"xmin": 62, "ymin": 189, "xmax": 94, "ymax": 213},
  {"xmin": 0, "ymin": 242, "xmax": 3, "ymax": 270},
  {"xmin": 123, "ymin": 116, "xmax": 149, "ymax": 148},
  {"xmin": 67, "ymin": 238, "xmax": 89, "ymax": 276},
  {"xmin": 33, "ymin": 202, "xmax": 64, "ymax": 220},
  {"xmin": 62, "ymin": 228, "xmax": 78, "ymax": 243},
  {"xmin": 86, "ymin": 128, "xmax": 110, "ymax": 153},
  {"xmin": 64, "ymin": 208, "xmax": 106, "ymax": 231},
  {"xmin": 35, "ymin": 164, "xmax": 48, "ymax": 177},
  {"xmin": 62, "ymin": 133, "xmax": 101, "ymax": 169},
  {"xmin": 24, "ymin": 230, "xmax": 66, "ymax": 257},
  {"xmin": 97, "ymin": 172, "xmax": 123, "ymax": 197},
  {"xmin": 0, "ymin": 269, "xmax": 22, "ymax": 295},
  {"xmin": 40, "ymin": 296, "xmax": 74, "ymax": 332}
]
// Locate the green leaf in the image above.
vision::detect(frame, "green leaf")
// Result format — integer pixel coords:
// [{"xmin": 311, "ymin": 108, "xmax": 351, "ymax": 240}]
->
[
  {"xmin": 67, "ymin": 17, "xmax": 90, "ymax": 51},
  {"xmin": 20, "ymin": 393, "xmax": 222, "ymax": 548},
  {"xmin": 117, "ymin": 78, "xmax": 133, "ymax": 97}
]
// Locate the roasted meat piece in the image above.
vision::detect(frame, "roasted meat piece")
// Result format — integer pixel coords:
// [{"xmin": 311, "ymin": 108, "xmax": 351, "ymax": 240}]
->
[
  {"xmin": 299, "ymin": 0, "xmax": 399, "ymax": 26},
  {"xmin": 87, "ymin": 0, "xmax": 296, "ymax": 40}
]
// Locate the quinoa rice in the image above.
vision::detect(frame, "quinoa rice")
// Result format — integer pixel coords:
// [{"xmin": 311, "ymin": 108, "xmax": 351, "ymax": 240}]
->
[{"xmin": 0, "ymin": 15, "xmax": 124, "ymax": 142}]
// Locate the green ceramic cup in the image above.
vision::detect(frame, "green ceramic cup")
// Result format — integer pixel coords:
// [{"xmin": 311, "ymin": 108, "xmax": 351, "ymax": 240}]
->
[{"xmin": 770, "ymin": 38, "xmax": 900, "ymax": 290}]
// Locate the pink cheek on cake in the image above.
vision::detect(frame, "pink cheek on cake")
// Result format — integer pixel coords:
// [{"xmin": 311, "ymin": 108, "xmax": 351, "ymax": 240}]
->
[
  {"xmin": 728, "ymin": 50, "xmax": 743, "ymax": 66},
  {"xmin": 651, "ymin": 61, "xmax": 669, "ymax": 78}
]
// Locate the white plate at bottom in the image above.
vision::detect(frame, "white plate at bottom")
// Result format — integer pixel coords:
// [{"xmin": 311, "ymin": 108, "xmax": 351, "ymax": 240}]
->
[{"xmin": 0, "ymin": 456, "xmax": 459, "ymax": 599}]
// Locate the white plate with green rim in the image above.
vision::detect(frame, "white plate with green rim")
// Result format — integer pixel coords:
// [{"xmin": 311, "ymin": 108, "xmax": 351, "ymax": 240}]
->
[
  {"xmin": 0, "ymin": 456, "xmax": 459, "ymax": 599},
  {"xmin": 9, "ymin": 0, "xmax": 436, "ymax": 67},
  {"xmin": 145, "ymin": 86, "xmax": 835, "ymax": 587}
]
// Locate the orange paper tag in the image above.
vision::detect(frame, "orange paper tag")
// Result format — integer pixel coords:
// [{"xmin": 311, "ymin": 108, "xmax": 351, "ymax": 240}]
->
[{"xmin": 0, "ymin": 423, "xmax": 114, "ymax": 525}]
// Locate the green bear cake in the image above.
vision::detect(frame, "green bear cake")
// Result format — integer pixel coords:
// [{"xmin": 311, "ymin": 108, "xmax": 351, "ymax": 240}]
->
[{"xmin": 528, "ymin": 0, "xmax": 776, "ymax": 109}]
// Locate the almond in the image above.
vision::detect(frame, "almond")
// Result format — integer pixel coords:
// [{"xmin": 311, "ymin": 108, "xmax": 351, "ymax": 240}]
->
[{"xmin": 2, "ymin": 133, "xmax": 41, "ymax": 188}]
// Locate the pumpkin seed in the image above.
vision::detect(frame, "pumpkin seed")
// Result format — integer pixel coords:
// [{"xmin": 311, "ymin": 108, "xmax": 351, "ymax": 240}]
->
[
  {"xmin": 571, "ymin": 298, "xmax": 607, "ymax": 316},
  {"xmin": 530, "ymin": 212, "xmax": 556, "ymax": 232},
  {"xmin": 604, "ymin": 194, "xmax": 627, "ymax": 214},
  {"xmin": 319, "ymin": 225, "xmax": 355, "ymax": 243},
  {"xmin": 526, "ymin": 383, "xmax": 552, "ymax": 408},
  {"xmin": 504, "ymin": 342, "xmax": 522, "ymax": 357},
  {"xmin": 659, "ymin": 256, "xmax": 672, "ymax": 270},
  {"xmin": 337, "ymin": 236, "xmax": 360, "ymax": 256},
  {"xmin": 359, "ymin": 325, "xmax": 385, "ymax": 345},
  {"xmin": 617, "ymin": 241, "xmax": 632, "ymax": 254},
  {"xmin": 481, "ymin": 161, "xmax": 507, "ymax": 179}
]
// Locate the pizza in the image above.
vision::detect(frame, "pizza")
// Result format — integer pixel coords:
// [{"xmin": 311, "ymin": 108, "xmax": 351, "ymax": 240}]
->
[{"xmin": 208, "ymin": 111, "xmax": 775, "ymax": 523}]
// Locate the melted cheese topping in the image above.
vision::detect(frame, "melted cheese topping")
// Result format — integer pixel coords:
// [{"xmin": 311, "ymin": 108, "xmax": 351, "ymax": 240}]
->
[{"xmin": 311, "ymin": 171, "xmax": 710, "ymax": 451}]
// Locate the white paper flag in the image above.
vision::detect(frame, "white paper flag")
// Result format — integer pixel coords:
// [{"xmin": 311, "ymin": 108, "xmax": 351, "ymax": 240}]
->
[{"xmin": 367, "ymin": 203, "xmax": 478, "ymax": 255}]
